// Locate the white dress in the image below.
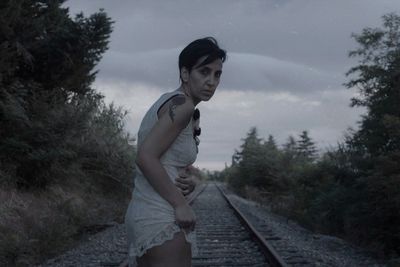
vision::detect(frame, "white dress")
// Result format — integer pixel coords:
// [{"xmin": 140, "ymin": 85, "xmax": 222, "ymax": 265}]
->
[{"xmin": 124, "ymin": 89, "xmax": 199, "ymax": 267}]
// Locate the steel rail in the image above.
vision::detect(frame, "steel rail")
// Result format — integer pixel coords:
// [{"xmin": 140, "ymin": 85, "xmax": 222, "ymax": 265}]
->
[
  {"xmin": 187, "ymin": 181, "xmax": 209, "ymax": 204},
  {"xmin": 215, "ymin": 182, "xmax": 289, "ymax": 267}
]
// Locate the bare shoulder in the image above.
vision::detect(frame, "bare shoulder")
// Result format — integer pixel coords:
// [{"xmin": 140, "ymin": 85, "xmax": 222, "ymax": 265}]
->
[{"xmin": 158, "ymin": 94, "xmax": 194, "ymax": 127}]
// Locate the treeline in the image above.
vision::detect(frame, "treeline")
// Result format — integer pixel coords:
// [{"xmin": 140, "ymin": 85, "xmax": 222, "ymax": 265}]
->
[
  {"xmin": 217, "ymin": 13, "xmax": 400, "ymax": 257},
  {"xmin": 0, "ymin": 1, "xmax": 135, "ymax": 265},
  {"xmin": 0, "ymin": 0, "xmax": 135, "ymax": 191}
]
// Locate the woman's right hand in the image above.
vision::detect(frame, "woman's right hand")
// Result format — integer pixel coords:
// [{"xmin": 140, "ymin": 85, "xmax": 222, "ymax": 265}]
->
[
  {"xmin": 174, "ymin": 203, "xmax": 196, "ymax": 232},
  {"xmin": 175, "ymin": 167, "xmax": 196, "ymax": 196}
]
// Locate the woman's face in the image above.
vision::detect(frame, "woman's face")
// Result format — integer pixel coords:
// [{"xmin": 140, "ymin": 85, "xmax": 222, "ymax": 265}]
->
[{"xmin": 182, "ymin": 56, "xmax": 223, "ymax": 103}]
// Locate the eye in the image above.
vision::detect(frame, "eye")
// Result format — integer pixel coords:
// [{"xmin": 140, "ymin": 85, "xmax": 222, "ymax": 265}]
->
[
  {"xmin": 215, "ymin": 71, "xmax": 222, "ymax": 78},
  {"xmin": 200, "ymin": 69, "xmax": 209, "ymax": 75}
]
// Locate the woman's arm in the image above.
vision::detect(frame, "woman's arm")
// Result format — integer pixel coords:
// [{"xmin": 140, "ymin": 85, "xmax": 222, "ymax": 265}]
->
[{"xmin": 135, "ymin": 95, "xmax": 194, "ymax": 208}]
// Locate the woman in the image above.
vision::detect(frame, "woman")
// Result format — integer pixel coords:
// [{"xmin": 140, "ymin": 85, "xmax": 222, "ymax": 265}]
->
[{"xmin": 124, "ymin": 37, "xmax": 226, "ymax": 267}]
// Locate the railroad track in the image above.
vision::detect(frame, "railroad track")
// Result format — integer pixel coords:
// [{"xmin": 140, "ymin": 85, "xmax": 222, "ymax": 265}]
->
[
  {"xmin": 190, "ymin": 182, "xmax": 315, "ymax": 267},
  {"xmin": 210, "ymin": 183, "xmax": 314, "ymax": 267},
  {"xmin": 118, "ymin": 181, "xmax": 312, "ymax": 267},
  {"xmin": 41, "ymin": 182, "xmax": 313, "ymax": 266}
]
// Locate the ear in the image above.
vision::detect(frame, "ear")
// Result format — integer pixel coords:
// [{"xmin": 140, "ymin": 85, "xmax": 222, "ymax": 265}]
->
[{"xmin": 180, "ymin": 67, "xmax": 189, "ymax": 83}]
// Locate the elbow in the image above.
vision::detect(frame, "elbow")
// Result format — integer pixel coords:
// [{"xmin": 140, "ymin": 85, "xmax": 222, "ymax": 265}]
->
[
  {"xmin": 135, "ymin": 150, "xmax": 146, "ymax": 170},
  {"xmin": 135, "ymin": 149, "xmax": 157, "ymax": 170},
  {"xmin": 135, "ymin": 156, "xmax": 142, "ymax": 169}
]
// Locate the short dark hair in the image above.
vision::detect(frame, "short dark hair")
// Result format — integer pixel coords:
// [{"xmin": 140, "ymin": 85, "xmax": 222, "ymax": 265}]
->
[{"xmin": 179, "ymin": 37, "xmax": 226, "ymax": 80}]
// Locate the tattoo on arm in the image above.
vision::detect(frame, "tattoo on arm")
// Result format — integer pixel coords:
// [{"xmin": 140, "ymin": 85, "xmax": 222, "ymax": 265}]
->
[{"xmin": 168, "ymin": 95, "xmax": 186, "ymax": 122}]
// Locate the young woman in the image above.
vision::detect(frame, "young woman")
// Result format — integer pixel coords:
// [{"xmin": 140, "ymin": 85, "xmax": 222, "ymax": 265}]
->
[{"xmin": 124, "ymin": 37, "xmax": 226, "ymax": 267}]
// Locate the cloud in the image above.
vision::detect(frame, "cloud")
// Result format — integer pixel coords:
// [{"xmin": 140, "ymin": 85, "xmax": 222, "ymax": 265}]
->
[
  {"xmin": 193, "ymin": 88, "xmax": 364, "ymax": 169},
  {"xmin": 97, "ymin": 49, "xmax": 181, "ymax": 90},
  {"xmin": 93, "ymin": 78, "xmax": 365, "ymax": 171},
  {"xmin": 63, "ymin": 0, "xmax": 399, "ymax": 170},
  {"xmin": 97, "ymin": 49, "xmax": 340, "ymax": 94},
  {"xmin": 222, "ymin": 52, "xmax": 339, "ymax": 93},
  {"xmin": 69, "ymin": 0, "xmax": 400, "ymax": 93}
]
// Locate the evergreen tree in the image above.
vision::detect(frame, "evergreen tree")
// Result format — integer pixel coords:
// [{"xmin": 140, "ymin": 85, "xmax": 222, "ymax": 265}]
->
[
  {"xmin": 343, "ymin": 13, "xmax": 400, "ymax": 255},
  {"xmin": 265, "ymin": 134, "xmax": 278, "ymax": 152},
  {"xmin": 296, "ymin": 130, "xmax": 317, "ymax": 161},
  {"xmin": 279, "ymin": 135, "xmax": 299, "ymax": 179},
  {"xmin": 282, "ymin": 135, "xmax": 297, "ymax": 161},
  {"xmin": 231, "ymin": 148, "xmax": 241, "ymax": 166},
  {"xmin": 345, "ymin": 12, "xmax": 400, "ymax": 156},
  {"xmin": 283, "ymin": 135, "xmax": 297, "ymax": 153},
  {"xmin": 237, "ymin": 127, "xmax": 265, "ymax": 188},
  {"xmin": 0, "ymin": 1, "xmax": 129, "ymax": 189},
  {"xmin": 227, "ymin": 128, "xmax": 286, "ymax": 192}
]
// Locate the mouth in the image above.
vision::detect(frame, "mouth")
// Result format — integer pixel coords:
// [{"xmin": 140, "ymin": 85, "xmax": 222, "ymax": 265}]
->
[{"xmin": 203, "ymin": 91, "xmax": 214, "ymax": 96}]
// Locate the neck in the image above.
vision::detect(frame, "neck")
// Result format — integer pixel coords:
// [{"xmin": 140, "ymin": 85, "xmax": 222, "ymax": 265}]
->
[{"xmin": 178, "ymin": 84, "xmax": 200, "ymax": 106}]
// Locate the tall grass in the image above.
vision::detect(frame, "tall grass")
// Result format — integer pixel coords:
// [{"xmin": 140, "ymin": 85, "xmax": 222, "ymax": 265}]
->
[{"xmin": 0, "ymin": 180, "xmax": 130, "ymax": 266}]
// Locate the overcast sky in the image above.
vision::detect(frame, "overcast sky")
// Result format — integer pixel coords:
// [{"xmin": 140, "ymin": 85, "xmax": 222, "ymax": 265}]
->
[{"xmin": 64, "ymin": 0, "xmax": 400, "ymax": 171}]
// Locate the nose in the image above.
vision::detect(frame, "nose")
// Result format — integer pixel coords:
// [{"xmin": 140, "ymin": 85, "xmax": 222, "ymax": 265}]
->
[{"xmin": 207, "ymin": 75, "xmax": 216, "ymax": 87}]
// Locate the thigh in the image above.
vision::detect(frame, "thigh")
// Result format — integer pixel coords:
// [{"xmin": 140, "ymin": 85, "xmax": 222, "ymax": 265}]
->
[{"xmin": 141, "ymin": 229, "xmax": 192, "ymax": 267}]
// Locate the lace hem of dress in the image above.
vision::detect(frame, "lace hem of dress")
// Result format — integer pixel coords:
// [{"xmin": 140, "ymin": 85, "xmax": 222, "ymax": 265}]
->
[{"xmin": 127, "ymin": 223, "xmax": 198, "ymax": 267}]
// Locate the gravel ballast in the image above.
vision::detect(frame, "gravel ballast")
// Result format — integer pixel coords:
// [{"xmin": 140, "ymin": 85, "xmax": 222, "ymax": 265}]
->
[
  {"xmin": 38, "ymin": 182, "xmax": 388, "ymax": 267},
  {"xmin": 222, "ymin": 183, "xmax": 387, "ymax": 267}
]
